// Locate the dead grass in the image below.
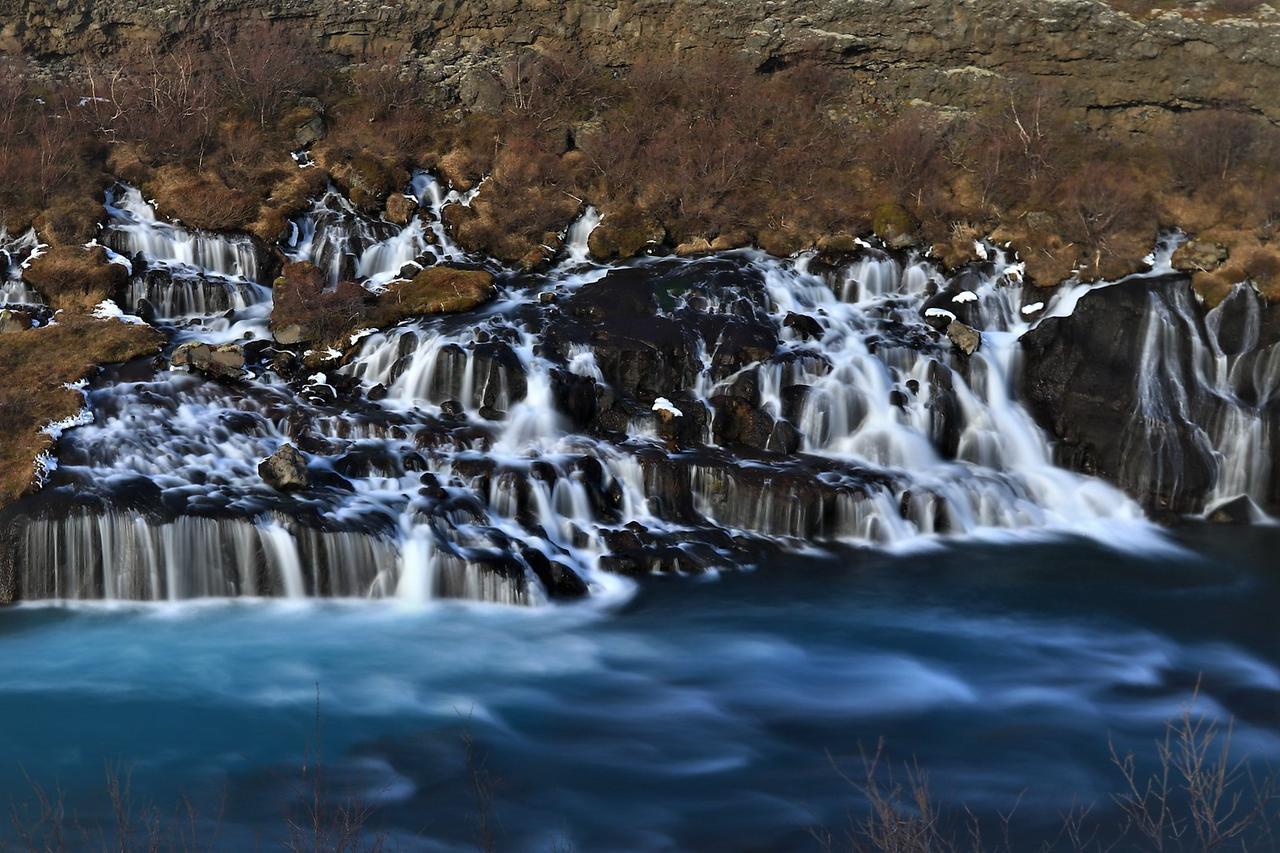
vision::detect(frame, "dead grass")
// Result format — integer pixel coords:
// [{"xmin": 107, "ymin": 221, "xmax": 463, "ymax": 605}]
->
[
  {"xmin": 21, "ymin": 246, "xmax": 128, "ymax": 312},
  {"xmin": 0, "ymin": 317, "xmax": 162, "ymax": 507}
]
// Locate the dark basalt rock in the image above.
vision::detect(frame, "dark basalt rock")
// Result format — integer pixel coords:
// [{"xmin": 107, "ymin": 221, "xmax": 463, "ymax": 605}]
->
[
  {"xmin": 1020, "ymin": 275, "xmax": 1220, "ymax": 515},
  {"xmin": 710, "ymin": 395, "xmax": 801, "ymax": 455},
  {"xmin": 783, "ymin": 312, "xmax": 824, "ymax": 341}
]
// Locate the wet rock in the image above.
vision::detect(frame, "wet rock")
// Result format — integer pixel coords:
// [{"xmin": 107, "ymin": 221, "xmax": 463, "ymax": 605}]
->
[
  {"xmin": 440, "ymin": 399, "xmax": 465, "ymax": 419},
  {"xmin": 0, "ymin": 309, "xmax": 32, "ymax": 333},
  {"xmin": 945, "ymin": 320, "xmax": 981, "ymax": 356},
  {"xmin": 258, "ymin": 444, "xmax": 310, "ymax": 492},
  {"xmin": 1020, "ymin": 275, "xmax": 1219, "ymax": 514},
  {"xmin": 374, "ymin": 266, "xmax": 497, "ymax": 324},
  {"xmin": 522, "ymin": 548, "xmax": 589, "ymax": 599},
  {"xmin": 1206, "ymin": 494, "xmax": 1262, "ymax": 524},
  {"xmin": 171, "ymin": 342, "xmax": 246, "ymax": 381},
  {"xmin": 710, "ymin": 395, "xmax": 801, "ymax": 454},
  {"xmin": 385, "ymin": 193, "xmax": 419, "ymax": 226},
  {"xmin": 783, "ymin": 312, "xmax": 823, "ymax": 341}
]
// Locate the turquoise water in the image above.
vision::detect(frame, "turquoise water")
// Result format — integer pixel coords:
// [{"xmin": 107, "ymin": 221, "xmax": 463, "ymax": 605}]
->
[{"xmin": 1, "ymin": 529, "xmax": 1277, "ymax": 850}]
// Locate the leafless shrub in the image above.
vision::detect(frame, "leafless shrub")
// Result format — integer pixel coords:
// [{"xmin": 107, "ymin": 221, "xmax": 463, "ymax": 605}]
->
[
  {"xmin": 1109, "ymin": 685, "xmax": 1277, "ymax": 851},
  {"xmin": 1172, "ymin": 110, "xmax": 1262, "ymax": 190},
  {"xmin": 216, "ymin": 21, "xmax": 328, "ymax": 128}
]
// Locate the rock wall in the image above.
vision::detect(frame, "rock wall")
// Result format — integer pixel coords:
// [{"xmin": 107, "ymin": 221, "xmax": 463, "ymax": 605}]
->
[{"xmin": 2, "ymin": 0, "xmax": 1278, "ymax": 127}]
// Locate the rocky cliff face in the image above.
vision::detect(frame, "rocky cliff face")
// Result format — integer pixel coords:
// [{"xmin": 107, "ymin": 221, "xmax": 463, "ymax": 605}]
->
[{"xmin": 2, "ymin": 0, "xmax": 1277, "ymax": 128}]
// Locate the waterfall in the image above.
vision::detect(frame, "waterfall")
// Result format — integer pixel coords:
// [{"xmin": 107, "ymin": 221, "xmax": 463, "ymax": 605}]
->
[
  {"xmin": 561, "ymin": 206, "xmax": 601, "ymax": 266},
  {"xmin": 15, "ymin": 178, "xmax": 1265, "ymax": 609},
  {"xmin": 104, "ymin": 185, "xmax": 261, "ymax": 280}
]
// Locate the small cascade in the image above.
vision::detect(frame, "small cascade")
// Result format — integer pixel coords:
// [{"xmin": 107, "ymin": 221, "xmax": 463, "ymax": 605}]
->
[
  {"xmin": 104, "ymin": 185, "xmax": 260, "ymax": 280},
  {"xmin": 124, "ymin": 269, "xmax": 268, "ymax": 319},
  {"xmin": 561, "ymin": 206, "xmax": 601, "ymax": 266},
  {"xmin": 1, "ymin": 227, "xmax": 43, "ymax": 306},
  {"xmin": 411, "ymin": 171, "xmax": 474, "ymax": 262},
  {"xmin": 1123, "ymin": 281, "xmax": 1280, "ymax": 511}
]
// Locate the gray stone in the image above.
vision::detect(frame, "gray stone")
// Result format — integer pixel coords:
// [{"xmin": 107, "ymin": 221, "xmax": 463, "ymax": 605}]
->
[
  {"xmin": 946, "ymin": 320, "xmax": 981, "ymax": 356},
  {"xmin": 258, "ymin": 443, "xmax": 309, "ymax": 491}
]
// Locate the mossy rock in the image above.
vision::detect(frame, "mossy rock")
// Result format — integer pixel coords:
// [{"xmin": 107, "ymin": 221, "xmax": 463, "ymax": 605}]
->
[
  {"xmin": 33, "ymin": 195, "xmax": 104, "ymax": 248},
  {"xmin": 329, "ymin": 151, "xmax": 404, "ymax": 212},
  {"xmin": 756, "ymin": 228, "xmax": 810, "ymax": 258},
  {"xmin": 374, "ymin": 267, "xmax": 497, "ymax": 326},
  {"xmin": 1172, "ymin": 239, "xmax": 1230, "ymax": 273},
  {"xmin": 872, "ymin": 203, "xmax": 920, "ymax": 249},
  {"xmin": 385, "ymin": 193, "xmax": 419, "ymax": 226},
  {"xmin": 587, "ymin": 207, "xmax": 666, "ymax": 261}
]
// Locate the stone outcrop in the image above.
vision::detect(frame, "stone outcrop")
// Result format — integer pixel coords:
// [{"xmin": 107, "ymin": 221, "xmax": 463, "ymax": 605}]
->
[
  {"xmin": 258, "ymin": 443, "xmax": 309, "ymax": 491},
  {"xmin": 2, "ymin": 0, "xmax": 1277, "ymax": 131}
]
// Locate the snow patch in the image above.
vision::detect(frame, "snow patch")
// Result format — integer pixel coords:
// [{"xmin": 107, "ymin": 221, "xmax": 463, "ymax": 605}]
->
[
  {"xmin": 951, "ymin": 291, "xmax": 978, "ymax": 304},
  {"xmin": 652, "ymin": 397, "xmax": 683, "ymax": 417}
]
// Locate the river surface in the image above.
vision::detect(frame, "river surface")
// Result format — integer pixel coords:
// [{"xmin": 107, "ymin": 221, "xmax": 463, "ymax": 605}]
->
[{"xmin": 2, "ymin": 526, "xmax": 1277, "ymax": 851}]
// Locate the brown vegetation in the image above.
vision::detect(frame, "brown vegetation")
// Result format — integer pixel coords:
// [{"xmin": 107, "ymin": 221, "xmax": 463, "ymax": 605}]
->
[
  {"xmin": 270, "ymin": 262, "xmax": 496, "ymax": 346},
  {"xmin": 21, "ymin": 246, "xmax": 128, "ymax": 311},
  {"xmin": 0, "ymin": 319, "xmax": 162, "ymax": 507},
  {"xmin": 270, "ymin": 261, "xmax": 371, "ymax": 346},
  {"xmin": 815, "ymin": 690, "xmax": 1278, "ymax": 853},
  {"xmin": 3, "ymin": 38, "xmax": 1278, "ymax": 301}
]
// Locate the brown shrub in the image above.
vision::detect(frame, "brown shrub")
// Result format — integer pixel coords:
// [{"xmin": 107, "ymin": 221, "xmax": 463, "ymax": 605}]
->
[
  {"xmin": 1172, "ymin": 110, "xmax": 1263, "ymax": 191},
  {"xmin": 271, "ymin": 262, "xmax": 372, "ymax": 346},
  {"xmin": 216, "ymin": 21, "xmax": 330, "ymax": 129},
  {"xmin": 21, "ymin": 246, "xmax": 128, "ymax": 311},
  {"xmin": 146, "ymin": 166, "xmax": 260, "ymax": 232}
]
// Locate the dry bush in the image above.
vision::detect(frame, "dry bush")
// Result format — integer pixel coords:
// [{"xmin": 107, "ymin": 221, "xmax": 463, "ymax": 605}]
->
[
  {"xmin": 1172, "ymin": 110, "xmax": 1263, "ymax": 191},
  {"xmin": 83, "ymin": 44, "xmax": 221, "ymax": 166},
  {"xmin": 577, "ymin": 54, "xmax": 853, "ymax": 241},
  {"xmin": 0, "ymin": 60, "xmax": 97, "ymax": 225},
  {"xmin": 349, "ymin": 65, "xmax": 435, "ymax": 155},
  {"xmin": 1060, "ymin": 160, "xmax": 1151, "ymax": 253},
  {"xmin": 272, "ymin": 262, "xmax": 371, "ymax": 345},
  {"xmin": 216, "ymin": 20, "xmax": 329, "ymax": 129},
  {"xmin": 868, "ymin": 108, "xmax": 946, "ymax": 209}
]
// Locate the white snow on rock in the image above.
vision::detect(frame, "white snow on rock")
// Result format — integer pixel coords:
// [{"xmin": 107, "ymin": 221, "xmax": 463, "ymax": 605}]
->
[{"xmin": 652, "ymin": 397, "xmax": 683, "ymax": 417}]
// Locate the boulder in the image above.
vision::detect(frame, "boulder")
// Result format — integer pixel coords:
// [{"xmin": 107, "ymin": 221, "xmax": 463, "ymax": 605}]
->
[
  {"xmin": 0, "ymin": 309, "xmax": 32, "ymax": 334},
  {"xmin": 587, "ymin": 207, "xmax": 666, "ymax": 261},
  {"xmin": 171, "ymin": 342, "xmax": 245, "ymax": 381},
  {"xmin": 385, "ymin": 193, "xmax": 419, "ymax": 226},
  {"xmin": 1205, "ymin": 494, "xmax": 1263, "ymax": 524},
  {"xmin": 945, "ymin": 320, "xmax": 981, "ymax": 356},
  {"xmin": 872, "ymin": 202, "xmax": 920, "ymax": 249},
  {"xmin": 258, "ymin": 443, "xmax": 309, "ymax": 491},
  {"xmin": 710, "ymin": 395, "xmax": 801, "ymax": 454},
  {"xmin": 374, "ymin": 266, "xmax": 497, "ymax": 325}
]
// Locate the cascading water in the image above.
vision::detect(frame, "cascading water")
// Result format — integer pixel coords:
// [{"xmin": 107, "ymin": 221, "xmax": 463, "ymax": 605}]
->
[
  {"xmin": 0, "ymin": 227, "xmax": 43, "ymax": 306},
  {"xmin": 104, "ymin": 185, "xmax": 261, "ymax": 280},
  {"xmin": 6, "ymin": 176, "xmax": 1270, "ymax": 609}
]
